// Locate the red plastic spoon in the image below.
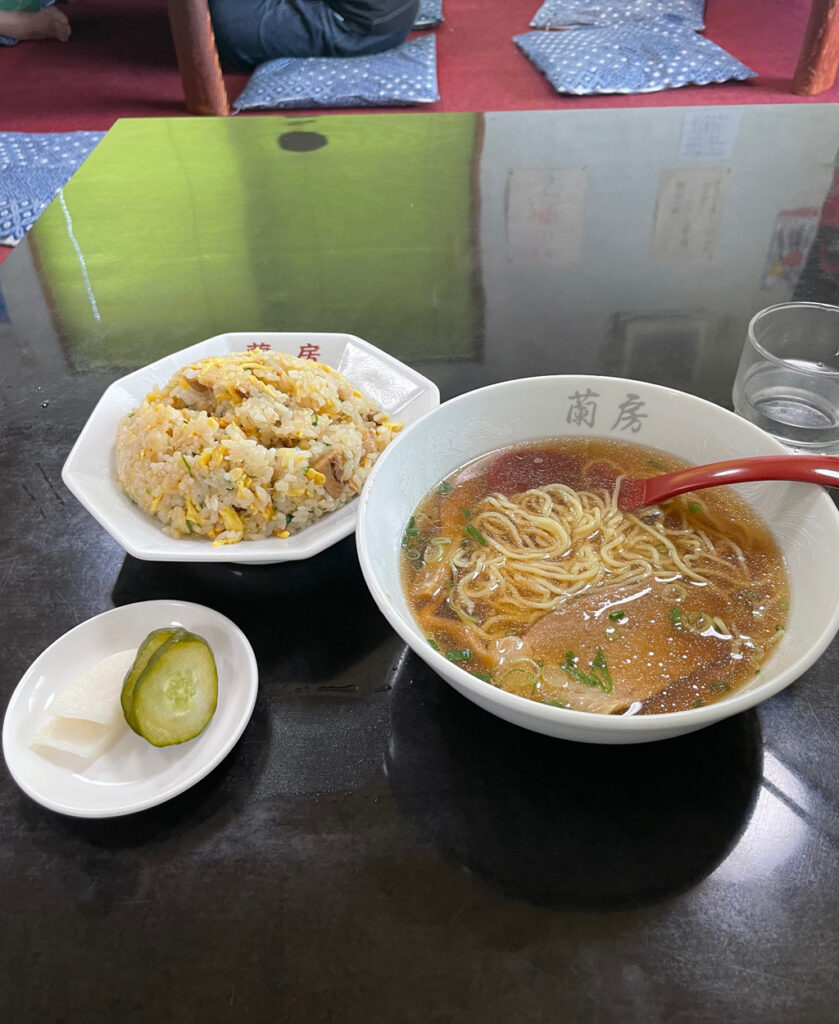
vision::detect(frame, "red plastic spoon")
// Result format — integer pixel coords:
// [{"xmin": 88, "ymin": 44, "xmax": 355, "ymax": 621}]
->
[{"xmin": 617, "ymin": 455, "xmax": 839, "ymax": 511}]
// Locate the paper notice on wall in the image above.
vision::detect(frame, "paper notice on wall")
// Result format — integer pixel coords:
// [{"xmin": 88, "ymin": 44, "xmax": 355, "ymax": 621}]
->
[
  {"xmin": 506, "ymin": 168, "xmax": 586, "ymax": 267},
  {"xmin": 680, "ymin": 109, "xmax": 742, "ymax": 160},
  {"xmin": 652, "ymin": 168, "xmax": 729, "ymax": 262},
  {"xmin": 761, "ymin": 208, "xmax": 820, "ymax": 290}
]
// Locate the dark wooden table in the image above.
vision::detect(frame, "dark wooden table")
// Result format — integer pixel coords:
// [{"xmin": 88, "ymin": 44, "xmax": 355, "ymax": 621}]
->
[{"xmin": 3, "ymin": 107, "xmax": 839, "ymax": 1023}]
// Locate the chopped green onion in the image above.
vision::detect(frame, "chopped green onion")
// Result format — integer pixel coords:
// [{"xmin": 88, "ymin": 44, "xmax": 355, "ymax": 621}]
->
[
  {"xmin": 473, "ymin": 672, "xmax": 492, "ymax": 683},
  {"xmin": 286, "ymin": 513, "xmax": 293, "ymax": 526},
  {"xmin": 544, "ymin": 699, "xmax": 569, "ymax": 708},
  {"xmin": 591, "ymin": 647, "xmax": 613, "ymax": 692},
  {"xmin": 691, "ymin": 699, "xmax": 706, "ymax": 709},
  {"xmin": 740, "ymin": 589, "xmax": 762, "ymax": 603},
  {"xmin": 181, "ymin": 454, "xmax": 194, "ymax": 476},
  {"xmin": 460, "ymin": 507, "xmax": 472, "ymax": 519},
  {"xmin": 450, "ymin": 600, "xmax": 479, "ymax": 626},
  {"xmin": 445, "ymin": 648, "xmax": 473, "ymax": 662},
  {"xmin": 427, "ymin": 638, "xmax": 440, "ymax": 651},
  {"xmin": 670, "ymin": 606, "xmax": 683, "ymax": 628},
  {"xmin": 648, "ymin": 459, "xmax": 666, "ymax": 471},
  {"xmin": 463, "ymin": 524, "xmax": 487, "ymax": 546},
  {"xmin": 775, "ymin": 624, "xmax": 785, "ymax": 633},
  {"xmin": 401, "ymin": 516, "xmax": 419, "ymax": 548},
  {"xmin": 710, "ymin": 680, "xmax": 730, "ymax": 693},
  {"xmin": 312, "ymin": 414, "xmax": 319, "ymax": 426},
  {"xmin": 500, "ymin": 668, "xmax": 537, "ymax": 693},
  {"xmin": 561, "ymin": 651, "xmax": 601, "ymax": 690},
  {"xmin": 434, "ymin": 481, "xmax": 453, "ymax": 495},
  {"xmin": 687, "ymin": 501, "xmax": 703, "ymax": 514},
  {"xmin": 608, "ymin": 610, "xmax": 626, "ymax": 621},
  {"xmin": 185, "ymin": 519, "xmax": 195, "ymax": 534},
  {"xmin": 423, "ymin": 537, "xmax": 451, "ymax": 564}
]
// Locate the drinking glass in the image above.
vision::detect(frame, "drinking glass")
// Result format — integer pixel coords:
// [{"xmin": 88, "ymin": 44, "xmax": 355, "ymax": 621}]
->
[{"xmin": 732, "ymin": 302, "xmax": 839, "ymax": 453}]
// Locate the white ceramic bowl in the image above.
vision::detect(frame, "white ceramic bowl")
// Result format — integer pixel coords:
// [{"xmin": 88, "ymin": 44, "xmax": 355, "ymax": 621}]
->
[
  {"xmin": 62, "ymin": 332, "xmax": 439, "ymax": 562},
  {"xmin": 357, "ymin": 375, "xmax": 839, "ymax": 744}
]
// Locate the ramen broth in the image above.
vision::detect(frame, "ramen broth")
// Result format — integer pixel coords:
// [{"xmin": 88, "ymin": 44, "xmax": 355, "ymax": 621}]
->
[{"xmin": 401, "ymin": 437, "xmax": 790, "ymax": 715}]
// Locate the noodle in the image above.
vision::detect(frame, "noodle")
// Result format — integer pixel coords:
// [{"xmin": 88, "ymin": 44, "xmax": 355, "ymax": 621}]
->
[
  {"xmin": 449, "ymin": 480, "xmax": 752, "ymax": 639},
  {"xmin": 402, "ymin": 437, "xmax": 789, "ymax": 716}
]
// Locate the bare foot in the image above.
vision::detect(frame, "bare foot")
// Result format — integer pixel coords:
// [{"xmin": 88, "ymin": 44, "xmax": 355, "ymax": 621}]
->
[{"xmin": 0, "ymin": 7, "xmax": 71, "ymax": 42}]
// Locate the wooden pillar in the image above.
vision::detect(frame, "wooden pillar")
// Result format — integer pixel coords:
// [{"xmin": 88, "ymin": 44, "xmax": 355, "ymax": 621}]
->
[
  {"xmin": 793, "ymin": 0, "xmax": 839, "ymax": 96},
  {"xmin": 166, "ymin": 0, "xmax": 230, "ymax": 116}
]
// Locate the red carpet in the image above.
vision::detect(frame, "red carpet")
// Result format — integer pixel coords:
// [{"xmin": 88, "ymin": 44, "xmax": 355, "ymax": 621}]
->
[{"xmin": 0, "ymin": 0, "xmax": 836, "ymax": 132}]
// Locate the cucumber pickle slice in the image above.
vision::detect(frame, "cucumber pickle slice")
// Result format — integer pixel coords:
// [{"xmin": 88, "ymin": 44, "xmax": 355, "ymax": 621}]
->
[
  {"xmin": 121, "ymin": 627, "xmax": 183, "ymax": 732},
  {"xmin": 129, "ymin": 632, "xmax": 218, "ymax": 746}
]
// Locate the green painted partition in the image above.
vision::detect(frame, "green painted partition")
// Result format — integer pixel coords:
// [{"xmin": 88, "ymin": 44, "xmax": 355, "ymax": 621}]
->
[{"xmin": 32, "ymin": 115, "xmax": 481, "ymax": 370}]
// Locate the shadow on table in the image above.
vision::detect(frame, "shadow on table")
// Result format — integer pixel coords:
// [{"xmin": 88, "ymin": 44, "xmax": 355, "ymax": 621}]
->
[
  {"xmin": 111, "ymin": 535, "xmax": 392, "ymax": 685},
  {"xmin": 385, "ymin": 649, "xmax": 762, "ymax": 913},
  {"xmin": 15, "ymin": 698, "xmax": 271, "ymax": 915}
]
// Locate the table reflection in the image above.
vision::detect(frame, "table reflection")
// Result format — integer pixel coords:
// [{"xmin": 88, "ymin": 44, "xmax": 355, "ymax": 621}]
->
[
  {"xmin": 713, "ymin": 750, "xmax": 810, "ymax": 881},
  {"xmin": 2, "ymin": 105, "xmax": 838, "ymax": 411}
]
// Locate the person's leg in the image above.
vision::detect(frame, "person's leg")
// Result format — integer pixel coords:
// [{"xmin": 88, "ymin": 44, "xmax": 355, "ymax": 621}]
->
[
  {"xmin": 324, "ymin": 12, "xmax": 417, "ymax": 58},
  {"xmin": 210, "ymin": 0, "xmax": 334, "ymax": 68},
  {"xmin": 0, "ymin": 5, "xmax": 69, "ymax": 40},
  {"xmin": 318, "ymin": 0, "xmax": 418, "ymax": 58},
  {"xmin": 209, "ymin": 0, "xmax": 418, "ymax": 69}
]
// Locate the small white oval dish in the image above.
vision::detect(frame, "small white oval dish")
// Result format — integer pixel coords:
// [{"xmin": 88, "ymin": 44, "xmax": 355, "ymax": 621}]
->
[{"xmin": 2, "ymin": 601, "xmax": 258, "ymax": 817}]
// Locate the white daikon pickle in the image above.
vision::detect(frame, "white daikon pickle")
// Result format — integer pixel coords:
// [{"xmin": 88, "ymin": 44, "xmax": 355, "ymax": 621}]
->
[
  {"xmin": 48, "ymin": 649, "xmax": 136, "ymax": 725},
  {"xmin": 30, "ymin": 648, "xmax": 136, "ymax": 769}
]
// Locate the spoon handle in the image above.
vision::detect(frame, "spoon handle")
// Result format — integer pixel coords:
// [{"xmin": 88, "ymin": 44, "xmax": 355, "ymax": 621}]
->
[{"xmin": 622, "ymin": 455, "xmax": 839, "ymax": 510}]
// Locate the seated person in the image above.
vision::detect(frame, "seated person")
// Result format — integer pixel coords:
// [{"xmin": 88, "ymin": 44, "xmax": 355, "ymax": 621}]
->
[
  {"xmin": 0, "ymin": 0, "xmax": 70, "ymax": 43},
  {"xmin": 209, "ymin": 0, "xmax": 419, "ymax": 69}
]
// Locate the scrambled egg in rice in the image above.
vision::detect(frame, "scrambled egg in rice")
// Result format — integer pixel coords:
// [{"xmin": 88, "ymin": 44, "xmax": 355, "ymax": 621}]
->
[{"xmin": 115, "ymin": 351, "xmax": 401, "ymax": 545}]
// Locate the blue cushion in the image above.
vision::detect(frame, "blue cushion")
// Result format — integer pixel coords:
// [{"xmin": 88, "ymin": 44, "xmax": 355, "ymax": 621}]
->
[
  {"xmin": 0, "ymin": 130, "xmax": 105, "ymax": 245},
  {"xmin": 530, "ymin": 0, "xmax": 705, "ymax": 31},
  {"xmin": 233, "ymin": 35, "xmax": 439, "ymax": 111},
  {"xmin": 414, "ymin": 0, "xmax": 444, "ymax": 28},
  {"xmin": 514, "ymin": 22, "xmax": 755, "ymax": 95}
]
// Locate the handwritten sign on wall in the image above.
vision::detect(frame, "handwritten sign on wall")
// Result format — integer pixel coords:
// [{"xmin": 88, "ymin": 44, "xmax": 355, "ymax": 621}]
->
[
  {"xmin": 506, "ymin": 167, "xmax": 587, "ymax": 267},
  {"xmin": 652, "ymin": 168, "xmax": 729, "ymax": 263}
]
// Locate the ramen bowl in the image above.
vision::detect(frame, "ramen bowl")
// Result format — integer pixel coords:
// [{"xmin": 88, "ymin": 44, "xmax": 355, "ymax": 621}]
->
[{"xmin": 356, "ymin": 375, "xmax": 839, "ymax": 744}]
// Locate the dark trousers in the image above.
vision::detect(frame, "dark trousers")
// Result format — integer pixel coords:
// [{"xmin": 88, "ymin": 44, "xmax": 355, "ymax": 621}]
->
[{"xmin": 210, "ymin": 0, "xmax": 419, "ymax": 70}]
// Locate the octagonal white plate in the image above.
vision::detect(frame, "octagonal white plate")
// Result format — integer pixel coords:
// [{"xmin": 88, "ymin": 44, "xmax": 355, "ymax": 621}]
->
[
  {"xmin": 2, "ymin": 601, "xmax": 258, "ymax": 818},
  {"xmin": 61, "ymin": 332, "xmax": 440, "ymax": 562}
]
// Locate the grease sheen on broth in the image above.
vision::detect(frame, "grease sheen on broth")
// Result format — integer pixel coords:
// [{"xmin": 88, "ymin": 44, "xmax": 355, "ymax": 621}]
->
[{"xmin": 401, "ymin": 437, "xmax": 790, "ymax": 716}]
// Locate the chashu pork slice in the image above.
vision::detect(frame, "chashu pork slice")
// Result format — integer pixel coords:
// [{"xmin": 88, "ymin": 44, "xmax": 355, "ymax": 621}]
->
[{"xmin": 517, "ymin": 582, "xmax": 733, "ymax": 714}]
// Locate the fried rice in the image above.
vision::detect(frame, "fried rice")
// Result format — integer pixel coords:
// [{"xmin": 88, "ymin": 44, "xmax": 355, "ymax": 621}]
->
[{"xmin": 115, "ymin": 351, "xmax": 401, "ymax": 545}]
